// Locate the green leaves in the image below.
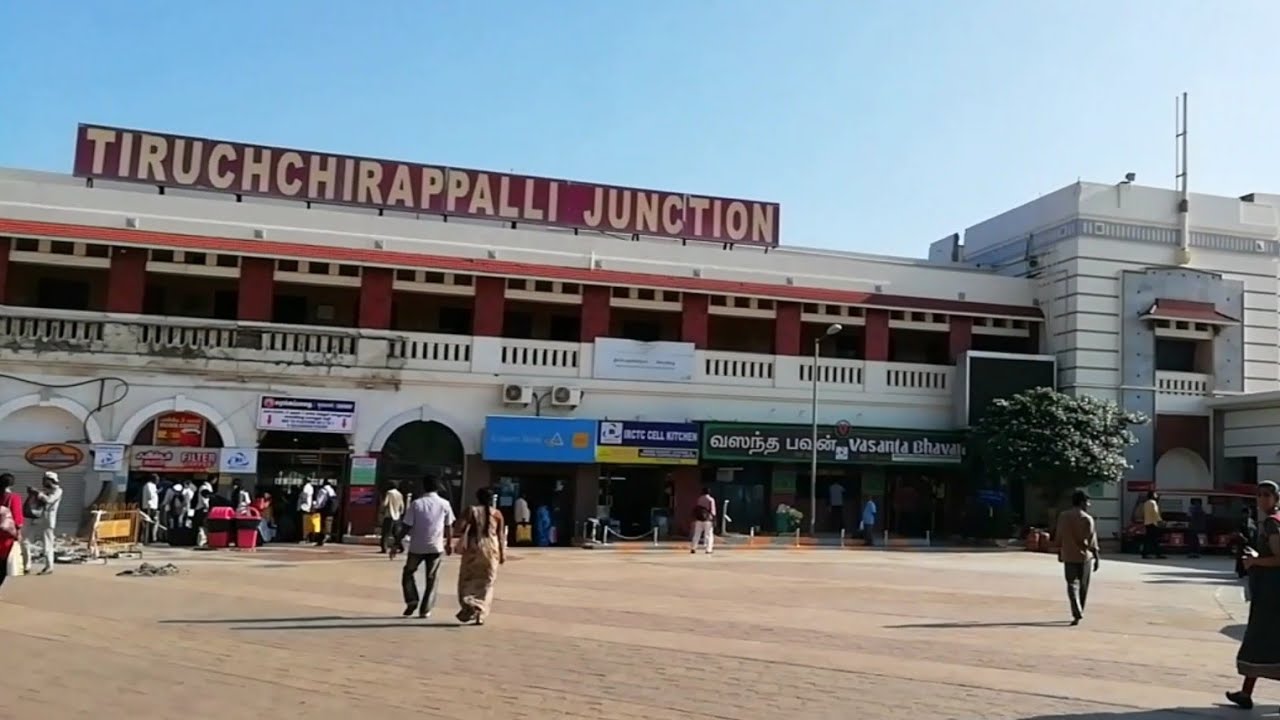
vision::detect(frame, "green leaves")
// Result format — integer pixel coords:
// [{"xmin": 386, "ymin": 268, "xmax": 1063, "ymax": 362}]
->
[{"xmin": 971, "ymin": 387, "xmax": 1148, "ymax": 497}]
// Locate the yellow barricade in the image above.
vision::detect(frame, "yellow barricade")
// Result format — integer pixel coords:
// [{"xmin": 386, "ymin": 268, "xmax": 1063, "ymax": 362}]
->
[{"xmin": 90, "ymin": 508, "xmax": 142, "ymax": 558}]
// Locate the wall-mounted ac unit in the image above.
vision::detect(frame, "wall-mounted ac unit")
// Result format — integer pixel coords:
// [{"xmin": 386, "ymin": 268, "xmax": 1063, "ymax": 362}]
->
[
  {"xmin": 550, "ymin": 386, "xmax": 583, "ymax": 408},
  {"xmin": 501, "ymin": 384, "xmax": 532, "ymax": 406}
]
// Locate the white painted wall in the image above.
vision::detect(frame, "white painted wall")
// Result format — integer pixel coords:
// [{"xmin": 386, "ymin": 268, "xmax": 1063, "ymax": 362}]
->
[{"xmin": 1221, "ymin": 406, "xmax": 1280, "ymax": 485}]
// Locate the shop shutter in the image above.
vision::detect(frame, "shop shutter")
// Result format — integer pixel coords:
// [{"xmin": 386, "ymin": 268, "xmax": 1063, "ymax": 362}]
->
[{"xmin": 0, "ymin": 443, "xmax": 91, "ymax": 536}]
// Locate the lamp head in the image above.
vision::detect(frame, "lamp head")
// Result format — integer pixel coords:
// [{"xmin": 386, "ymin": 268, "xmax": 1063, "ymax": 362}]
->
[{"xmin": 825, "ymin": 323, "xmax": 843, "ymax": 336}]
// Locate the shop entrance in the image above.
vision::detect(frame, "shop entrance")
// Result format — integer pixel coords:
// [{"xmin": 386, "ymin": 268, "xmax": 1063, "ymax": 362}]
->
[
  {"xmin": 885, "ymin": 470, "xmax": 962, "ymax": 538},
  {"xmin": 126, "ymin": 412, "xmax": 225, "ymax": 506},
  {"xmin": 599, "ymin": 468, "xmax": 671, "ymax": 537},
  {"xmin": 704, "ymin": 466, "xmax": 768, "ymax": 534},
  {"xmin": 489, "ymin": 467, "xmax": 576, "ymax": 547},
  {"xmin": 378, "ymin": 420, "xmax": 465, "ymax": 509},
  {"xmin": 257, "ymin": 431, "xmax": 351, "ymax": 543}
]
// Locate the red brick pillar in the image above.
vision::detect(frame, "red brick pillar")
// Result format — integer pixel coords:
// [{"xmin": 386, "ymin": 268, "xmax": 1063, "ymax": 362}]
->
[
  {"xmin": 0, "ymin": 237, "xmax": 11, "ymax": 305},
  {"xmin": 681, "ymin": 293, "xmax": 709, "ymax": 349},
  {"xmin": 863, "ymin": 308, "xmax": 889, "ymax": 361},
  {"xmin": 473, "ymin": 276, "xmax": 506, "ymax": 337},
  {"xmin": 105, "ymin": 246, "xmax": 147, "ymax": 314},
  {"xmin": 580, "ymin": 285, "xmax": 611, "ymax": 342},
  {"xmin": 237, "ymin": 257, "xmax": 275, "ymax": 322},
  {"xmin": 948, "ymin": 315, "xmax": 973, "ymax": 363},
  {"xmin": 357, "ymin": 267, "xmax": 394, "ymax": 329},
  {"xmin": 774, "ymin": 301, "xmax": 801, "ymax": 355}
]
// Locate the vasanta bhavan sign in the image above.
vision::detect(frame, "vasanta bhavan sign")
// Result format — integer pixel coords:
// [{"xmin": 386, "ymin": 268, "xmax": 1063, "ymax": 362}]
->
[{"xmin": 701, "ymin": 423, "xmax": 965, "ymax": 464}]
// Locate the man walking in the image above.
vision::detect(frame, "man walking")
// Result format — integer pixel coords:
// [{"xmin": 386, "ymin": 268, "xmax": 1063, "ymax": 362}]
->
[
  {"xmin": 689, "ymin": 487, "xmax": 716, "ymax": 554},
  {"xmin": 860, "ymin": 496, "xmax": 878, "ymax": 547},
  {"xmin": 23, "ymin": 471, "xmax": 62, "ymax": 575},
  {"xmin": 828, "ymin": 481, "xmax": 845, "ymax": 532},
  {"xmin": 1056, "ymin": 490, "xmax": 1100, "ymax": 625},
  {"xmin": 1140, "ymin": 490, "xmax": 1166, "ymax": 559},
  {"xmin": 141, "ymin": 474, "xmax": 160, "ymax": 544},
  {"xmin": 391, "ymin": 477, "xmax": 455, "ymax": 618},
  {"xmin": 378, "ymin": 481, "xmax": 405, "ymax": 554}
]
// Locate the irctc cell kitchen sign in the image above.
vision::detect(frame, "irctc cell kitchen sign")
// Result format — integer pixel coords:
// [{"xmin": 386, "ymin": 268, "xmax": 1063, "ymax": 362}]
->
[
  {"xmin": 700, "ymin": 423, "xmax": 966, "ymax": 465},
  {"xmin": 256, "ymin": 395, "xmax": 356, "ymax": 434},
  {"xmin": 73, "ymin": 125, "xmax": 781, "ymax": 247}
]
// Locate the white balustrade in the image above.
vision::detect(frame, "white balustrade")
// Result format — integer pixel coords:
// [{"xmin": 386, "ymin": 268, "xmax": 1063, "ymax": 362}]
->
[
  {"xmin": 1156, "ymin": 371, "xmax": 1212, "ymax": 396},
  {"xmin": 386, "ymin": 333, "xmax": 473, "ymax": 371},
  {"xmin": 500, "ymin": 338, "xmax": 580, "ymax": 376},
  {"xmin": 878, "ymin": 362, "xmax": 952, "ymax": 395},
  {"xmin": 798, "ymin": 358, "xmax": 865, "ymax": 388},
  {"xmin": 700, "ymin": 350, "xmax": 775, "ymax": 387}
]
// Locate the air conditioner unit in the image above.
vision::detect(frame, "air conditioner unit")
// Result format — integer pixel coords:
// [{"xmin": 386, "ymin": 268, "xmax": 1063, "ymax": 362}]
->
[
  {"xmin": 550, "ymin": 386, "xmax": 583, "ymax": 408},
  {"xmin": 501, "ymin": 384, "xmax": 532, "ymax": 406}
]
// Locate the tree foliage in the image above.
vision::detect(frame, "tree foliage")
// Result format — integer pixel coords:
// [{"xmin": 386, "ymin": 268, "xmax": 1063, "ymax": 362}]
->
[{"xmin": 971, "ymin": 387, "xmax": 1148, "ymax": 498}]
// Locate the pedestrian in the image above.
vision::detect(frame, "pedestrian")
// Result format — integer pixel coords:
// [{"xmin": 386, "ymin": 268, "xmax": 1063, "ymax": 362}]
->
[
  {"xmin": 861, "ymin": 496, "xmax": 878, "ymax": 547},
  {"xmin": 455, "ymin": 486, "xmax": 506, "ymax": 625},
  {"xmin": 391, "ymin": 476, "xmax": 455, "ymax": 619},
  {"xmin": 1187, "ymin": 497, "xmax": 1206, "ymax": 559},
  {"xmin": 232, "ymin": 480, "xmax": 251, "ymax": 512},
  {"xmin": 252, "ymin": 491, "xmax": 275, "ymax": 544},
  {"xmin": 296, "ymin": 479, "xmax": 317, "ymax": 544},
  {"xmin": 689, "ymin": 487, "xmax": 716, "ymax": 554},
  {"xmin": 1055, "ymin": 490, "xmax": 1100, "ymax": 625},
  {"xmin": 315, "ymin": 479, "xmax": 338, "ymax": 547},
  {"xmin": 193, "ymin": 480, "xmax": 212, "ymax": 548},
  {"xmin": 23, "ymin": 471, "xmax": 62, "ymax": 575},
  {"xmin": 141, "ymin": 474, "xmax": 160, "ymax": 544},
  {"xmin": 1226, "ymin": 481, "xmax": 1280, "ymax": 711},
  {"xmin": 378, "ymin": 481, "xmax": 405, "ymax": 554},
  {"xmin": 513, "ymin": 492, "xmax": 531, "ymax": 546},
  {"xmin": 0, "ymin": 500, "xmax": 16, "ymax": 591},
  {"xmin": 1, "ymin": 473, "xmax": 23, "ymax": 578},
  {"xmin": 1140, "ymin": 491, "xmax": 1166, "ymax": 559}
]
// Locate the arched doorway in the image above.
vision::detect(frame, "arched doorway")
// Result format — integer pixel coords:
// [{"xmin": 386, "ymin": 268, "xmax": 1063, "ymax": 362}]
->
[
  {"xmin": 1155, "ymin": 447, "xmax": 1211, "ymax": 489},
  {"xmin": 126, "ymin": 412, "xmax": 225, "ymax": 507},
  {"xmin": 0, "ymin": 403, "xmax": 95, "ymax": 535},
  {"xmin": 256, "ymin": 430, "xmax": 352, "ymax": 543},
  {"xmin": 379, "ymin": 421, "xmax": 465, "ymax": 506}
]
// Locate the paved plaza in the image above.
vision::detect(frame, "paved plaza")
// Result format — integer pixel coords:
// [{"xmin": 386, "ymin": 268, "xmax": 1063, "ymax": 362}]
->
[{"xmin": 0, "ymin": 544, "xmax": 1265, "ymax": 719}]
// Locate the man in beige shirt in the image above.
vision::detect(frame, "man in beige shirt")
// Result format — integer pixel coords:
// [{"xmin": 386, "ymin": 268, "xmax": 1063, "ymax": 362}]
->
[
  {"xmin": 379, "ymin": 482, "xmax": 406, "ymax": 555},
  {"xmin": 1056, "ymin": 490, "xmax": 1100, "ymax": 625},
  {"xmin": 1140, "ymin": 490, "xmax": 1166, "ymax": 559}
]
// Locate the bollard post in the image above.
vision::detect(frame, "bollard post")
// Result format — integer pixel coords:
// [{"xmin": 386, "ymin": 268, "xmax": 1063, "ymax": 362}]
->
[
  {"xmin": 839, "ymin": 528, "xmax": 846, "ymax": 548},
  {"xmin": 748, "ymin": 527, "xmax": 755, "ymax": 546},
  {"xmin": 794, "ymin": 528, "xmax": 801, "ymax": 547},
  {"xmin": 652, "ymin": 526, "xmax": 659, "ymax": 546},
  {"xmin": 883, "ymin": 529, "xmax": 889, "ymax": 546},
  {"xmin": 926, "ymin": 530, "xmax": 931, "ymax": 547}
]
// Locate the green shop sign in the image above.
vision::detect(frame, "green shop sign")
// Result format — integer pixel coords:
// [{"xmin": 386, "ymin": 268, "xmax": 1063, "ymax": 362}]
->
[{"xmin": 701, "ymin": 423, "xmax": 966, "ymax": 465}]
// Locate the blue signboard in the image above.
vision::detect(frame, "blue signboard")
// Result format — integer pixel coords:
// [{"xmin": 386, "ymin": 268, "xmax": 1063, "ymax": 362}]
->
[
  {"xmin": 482, "ymin": 416, "xmax": 598, "ymax": 463},
  {"xmin": 596, "ymin": 420, "xmax": 699, "ymax": 465}
]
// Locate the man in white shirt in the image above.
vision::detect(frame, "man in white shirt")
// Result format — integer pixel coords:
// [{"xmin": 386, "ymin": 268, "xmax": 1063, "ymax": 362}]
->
[
  {"xmin": 690, "ymin": 487, "xmax": 716, "ymax": 554},
  {"xmin": 391, "ymin": 477, "xmax": 456, "ymax": 618},
  {"xmin": 296, "ymin": 480, "xmax": 316, "ymax": 544},
  {"xmin": 378, "ymin": 481, "xmax": 406, "ymax": 554},
  {"xmin": 141, "ymin": 474, "xmax": 160, "ymax": 544},
  {"xmin": 24, "ymin": 471, "xmax": 63, "ymax": 575},
  {"xmin": 828, "ymin": 481, "xmax": 845, "ymax": 532}
]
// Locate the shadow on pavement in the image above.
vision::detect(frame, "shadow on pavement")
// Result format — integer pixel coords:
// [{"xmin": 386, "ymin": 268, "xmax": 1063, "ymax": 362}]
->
[
  {"xmin": 1221, "ymin": 624, "xmax": 1246, "ymax": 642},
  {"xmin": 1022, "ymin": 708, "xmax": 1249, "ymax": 718},
  {"xmin": 159, "ymin": 615, "xmax": 362, "ymax": 624},
  {"xmin": 159, "ymin": 614, "xmax": 466, "ymax": 631},
  {"xmin": 887, "ymin": 620, "xmax": 1073, "ymax": 629},
  {"xmin": 1105, "ymin": 555, "xmax": 1236, "ymax": 573}
]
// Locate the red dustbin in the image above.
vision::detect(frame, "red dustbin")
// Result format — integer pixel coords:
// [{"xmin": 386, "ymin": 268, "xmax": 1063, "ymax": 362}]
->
[
  {"xmin": 206, "ymin": 507, "xmax": 236, "ymax": 549},
  {"xmin": 234, "ymin": 507, "xmax": 262, "ymax": 550}
]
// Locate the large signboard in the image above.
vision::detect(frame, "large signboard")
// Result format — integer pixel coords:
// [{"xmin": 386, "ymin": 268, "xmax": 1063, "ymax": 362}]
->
[
  {"xmin": 701, "ymin": 422, "xmax": 966, "ymax": 465},
  {"xmin": 154, "ymin": 411, "xmax": 206, "ymax": 446},
  {"xmin": 596, "ymin": 420, "xmax": 699, "ymax": 465},
  {"xmin": 482, "ymin": 416, "xmax": 597, "ymax": 463},
  {"xmin": 129, "ymin": 446, "xmax": 220, "ymax": 473},
  {"xmin": 74, "ymin": 125, "xmax": 781, "ymax": 247},
  {"xmin": 592, "ymin": 339, "xmax": 696, "ymax": 383},
  {"xmin": 256, "ymin": 395, "xmax": 356, "ymax": 434}
]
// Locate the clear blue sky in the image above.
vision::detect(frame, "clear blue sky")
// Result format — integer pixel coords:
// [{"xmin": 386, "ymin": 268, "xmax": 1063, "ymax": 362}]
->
[{"xmin": 3, "ymin": 1, "xmax": 1278, "ymax": 255}]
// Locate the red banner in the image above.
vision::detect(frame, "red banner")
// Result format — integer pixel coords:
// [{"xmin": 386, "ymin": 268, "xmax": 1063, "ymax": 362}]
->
[
  {"xmin": 154, "ymin": 411, "xmax": 206, "ymax": 447},
  {"xmin": 73, "ymin": 125, "xmax": 780, "ymax": 247}
]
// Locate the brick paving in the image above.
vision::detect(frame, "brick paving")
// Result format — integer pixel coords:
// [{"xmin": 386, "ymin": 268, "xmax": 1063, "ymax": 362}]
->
[{"xmin": 0, "ymin": 546, "xmax": 1259, "ymax": 719}]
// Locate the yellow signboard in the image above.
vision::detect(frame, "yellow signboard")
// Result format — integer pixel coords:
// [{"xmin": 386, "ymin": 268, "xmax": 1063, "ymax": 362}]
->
[{"xmin": 595, "ymin": 445, "xmax": 698, "ymax": 466}]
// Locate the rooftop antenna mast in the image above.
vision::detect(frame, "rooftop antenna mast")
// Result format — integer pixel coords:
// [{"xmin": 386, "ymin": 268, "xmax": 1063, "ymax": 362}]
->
[{"xmin": 1175, "ymin": 92, "xmax": 1192, "ymax": 265}]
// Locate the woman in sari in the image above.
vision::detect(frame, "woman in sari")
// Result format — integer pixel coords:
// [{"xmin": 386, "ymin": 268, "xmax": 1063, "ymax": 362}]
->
[
  {"xmin": 0, "ymin": 502, "xmax": 18, "ymax": 590},
  {"xmin": 1227, "ymin": 480, "xmax": 1280, "ymax": 710},
  {"xmin": 455, "ymin": 487, "xmax": 506, "ymax": 625}
]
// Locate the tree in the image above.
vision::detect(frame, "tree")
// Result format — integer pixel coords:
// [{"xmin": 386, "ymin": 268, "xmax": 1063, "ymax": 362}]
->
[{"xmin": 971, "ymin": 387, "xmax": 1148, "ymax": 506}]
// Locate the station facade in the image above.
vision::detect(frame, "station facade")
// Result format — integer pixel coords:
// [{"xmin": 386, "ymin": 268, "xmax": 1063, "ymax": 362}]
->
[{"xmin": 0, "ymin": 125, "xmax": 1275, "ymax": 541}]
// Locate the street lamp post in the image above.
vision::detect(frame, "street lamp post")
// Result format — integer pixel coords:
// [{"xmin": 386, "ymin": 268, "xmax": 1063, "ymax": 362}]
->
[{"xmin": 810, "ymin": 323, "xmax": 843, "ymax": 536}]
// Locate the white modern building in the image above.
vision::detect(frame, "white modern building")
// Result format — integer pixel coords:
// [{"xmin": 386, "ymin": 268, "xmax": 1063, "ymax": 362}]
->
[{"xmin": 0, "ymin": 124, "xmax": 1273, "ymax": 543}]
